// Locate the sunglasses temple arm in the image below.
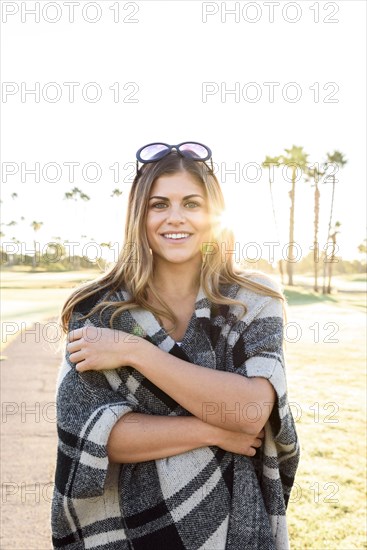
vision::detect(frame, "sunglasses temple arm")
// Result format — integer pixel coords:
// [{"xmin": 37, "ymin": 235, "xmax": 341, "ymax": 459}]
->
[{"xmin": 136, "ymin": 159, "xmax": 141, "ymax": 177}]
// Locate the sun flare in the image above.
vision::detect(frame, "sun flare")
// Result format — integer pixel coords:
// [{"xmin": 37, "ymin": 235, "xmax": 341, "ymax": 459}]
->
[{"xmin": 217, "ymin": 205, "xmax": 246, "ymax": 240}]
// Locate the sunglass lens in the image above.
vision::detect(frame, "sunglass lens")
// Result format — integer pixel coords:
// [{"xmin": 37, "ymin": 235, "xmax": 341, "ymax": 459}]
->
[
  {"xmin": 178, "ymin": 143, "xmax": 210, "ymax": 160},
  {"xmin": 139, "ymin": 144, "xmax": 169, "ymax": 162}
]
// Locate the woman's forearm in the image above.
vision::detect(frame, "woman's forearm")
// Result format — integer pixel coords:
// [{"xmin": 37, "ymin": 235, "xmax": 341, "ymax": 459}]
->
[
  {"xmin": 107, "ymin": 412, "xmax": 215, "ymax": 463},
  {"xmin": 107, "ymin": 412, "xmax": 265, "ymax": 464},
  {"xmin": 132, "ymin": 341, "xmax": 276, "ymax": 435}
]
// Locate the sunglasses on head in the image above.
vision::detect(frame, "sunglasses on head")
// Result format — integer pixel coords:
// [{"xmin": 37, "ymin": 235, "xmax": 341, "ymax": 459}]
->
[{"xmin": 135, "ymin": 141, "xmax": 213, "ymax": 174}]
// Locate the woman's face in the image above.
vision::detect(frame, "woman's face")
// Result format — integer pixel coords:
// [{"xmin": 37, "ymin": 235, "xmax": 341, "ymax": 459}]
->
[{"xmin": 146, "ymin": 171, "xmax": 211, "ymax": 268}]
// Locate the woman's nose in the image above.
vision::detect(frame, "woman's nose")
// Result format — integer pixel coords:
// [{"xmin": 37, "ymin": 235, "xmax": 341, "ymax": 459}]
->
[{"xmin": 166, "ymin": 205, "xmax": 186, "ymax": 223}]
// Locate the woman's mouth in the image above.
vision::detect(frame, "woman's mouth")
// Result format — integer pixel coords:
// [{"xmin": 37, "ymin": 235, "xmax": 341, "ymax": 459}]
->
[{"xmin": 161, "ymin": 232, "xmax": 192, "ymax": 242}]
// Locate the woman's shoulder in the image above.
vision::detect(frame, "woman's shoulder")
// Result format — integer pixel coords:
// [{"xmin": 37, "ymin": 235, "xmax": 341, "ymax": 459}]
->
[
  {"xmin": 72, "ymin": 284, "xmax": 127, "ymax": 316},
  {"xmin": 231, "ymin": 269, "xmax": 284, "ymax": 297},
  {"xmin": 219, "ymin": 270, "xmax": 284, "ymax": 324}
]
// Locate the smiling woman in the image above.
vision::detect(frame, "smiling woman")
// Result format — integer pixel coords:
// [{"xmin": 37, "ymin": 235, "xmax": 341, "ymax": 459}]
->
[{"xmin": 51, "ymin": 143, "xmax": 300, "ymax": 550}]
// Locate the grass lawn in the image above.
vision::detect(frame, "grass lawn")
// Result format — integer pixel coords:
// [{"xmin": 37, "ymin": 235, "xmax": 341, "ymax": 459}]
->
[
  {"xmin": 284, "ymin": 282, "xmax": 366, "ymax": 549},
  {"xmin": 0, "ymin": 270, "xmax": 100, "ymax": 351},
  {"xmin": 1, "ymin": 270, "xmax": 366, "ymax": 548}
]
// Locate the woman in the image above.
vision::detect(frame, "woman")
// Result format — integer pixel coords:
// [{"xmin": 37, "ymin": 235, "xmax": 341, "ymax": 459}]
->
[{"xmin": 51, "ymin": 142, "xmax": 300, "ymax": 550}]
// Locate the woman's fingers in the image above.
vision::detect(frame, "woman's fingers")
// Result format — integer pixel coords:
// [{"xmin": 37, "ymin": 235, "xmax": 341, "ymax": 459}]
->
[
  {"xmin": 66, "ymin": 340, "xmax": 82, "ymax": 353},
  {"xmin": 75, "ymin": 360, "xmax": 88, "ymax": 372},
  {"xmin": 67, "ymin": 328, "xmax": 83, "ymax": 342},
  {"xmin": 249, "ymin": 429, "xmax": 265, "ymax": 450},
  {"xmin": 67, "ymin": 326, "xmax": 101, "ymax": 343},
  {"xmin": 69, "ymin": 350, "xmax": 86, "ymax": 364},
  {"xmin": 66, "ymin": 327, "xmax": 101, "ymax": 353}
]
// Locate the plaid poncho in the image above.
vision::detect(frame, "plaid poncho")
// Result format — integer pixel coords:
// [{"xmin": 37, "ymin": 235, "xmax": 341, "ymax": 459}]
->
[{"xmin": 51, "ymin": 273, "xmax": 300, "ymax": 550}]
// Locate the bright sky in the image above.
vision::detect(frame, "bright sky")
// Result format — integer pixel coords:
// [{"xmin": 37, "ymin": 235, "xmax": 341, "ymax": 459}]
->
[{"xmin": 1, "ymin": 0, "xmax": 366, "ymax": 262}]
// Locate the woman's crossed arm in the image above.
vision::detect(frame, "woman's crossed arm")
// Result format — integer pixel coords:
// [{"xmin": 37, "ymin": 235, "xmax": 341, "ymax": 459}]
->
[
  {"xmin": 68, "ymin": 327, "xmax": 276, "ymax": 435},
  {"xmin": 107, "ymin": 412, "xmax": 264, "ymax": 464}
]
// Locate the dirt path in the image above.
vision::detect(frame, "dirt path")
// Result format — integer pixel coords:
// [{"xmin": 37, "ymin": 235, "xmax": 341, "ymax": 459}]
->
[{"xmin": 1, "ymin": 320, "xmax": 61, "ymax": 550}]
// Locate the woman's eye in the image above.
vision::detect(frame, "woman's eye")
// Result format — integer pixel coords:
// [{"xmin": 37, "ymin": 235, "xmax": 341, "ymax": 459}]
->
[{"xmin": 151, "ymin": 201, "xmax": 202, "ymax": 210}]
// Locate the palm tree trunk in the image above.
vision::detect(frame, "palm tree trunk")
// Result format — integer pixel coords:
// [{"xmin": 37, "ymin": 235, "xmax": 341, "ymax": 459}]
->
[
  {"xmin": 269, "ymin": 180, "xmax": 279, "ymax": 235},
  {"xmin": 33, "ymin": 239, "xmax": 37, "ymax": 269},
  {"xmin": 327, "ymin": 232, "xmax": 337, "ymax": 293},
  {"xmin": 269, "ymin": 178, "xmax": 284, "ymax": 285},
  {"xmin": 287, "ymin": 168, "xmax": 296, "ymax": 286},
  {"xmin": 313, "ymin": 185, "xmax": 320, "ymax": 292},
  {"xmin": 279, "ymin": 259, "xmax": 285, "ymax": 286},
  {"xmin": 323, "ymin": 175, "xmax": 336, "ymax": 293},
  {"xmin": 327, "ymin": 176, "xmax": 336, "ymax": 238}
]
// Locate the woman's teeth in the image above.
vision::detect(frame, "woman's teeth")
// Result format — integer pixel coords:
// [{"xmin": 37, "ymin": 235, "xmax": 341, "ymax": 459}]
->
[{"xmin": 163, "ymin": 233, "xmax": 190, "ymax": 239}]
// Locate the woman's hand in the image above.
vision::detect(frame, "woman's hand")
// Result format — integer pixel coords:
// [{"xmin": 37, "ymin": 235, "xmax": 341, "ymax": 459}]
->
[
  {"xmin": 66, "ymin": 326, "xmax": 142, "ymax": 372},
  {"xmin": 210, "ymin": 424, "xmax": 265, "ymax": 457}
]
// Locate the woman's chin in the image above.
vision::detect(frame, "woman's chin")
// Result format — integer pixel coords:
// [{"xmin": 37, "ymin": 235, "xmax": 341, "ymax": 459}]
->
[{"xmin": 153, "ymin": 251, "xmax": 202, "ymax": 266}]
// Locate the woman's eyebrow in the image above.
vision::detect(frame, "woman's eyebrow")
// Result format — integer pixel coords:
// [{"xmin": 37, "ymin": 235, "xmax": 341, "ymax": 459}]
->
[{"xmin": 148, "ymin": 194, "xmax": 205, "ymax": 201}]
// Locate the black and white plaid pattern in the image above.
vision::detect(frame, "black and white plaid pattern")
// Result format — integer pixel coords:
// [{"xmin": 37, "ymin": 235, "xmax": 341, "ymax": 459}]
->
[{"xmin": 51, "ymin": 274, "xmax": 300, "ymax": 549}]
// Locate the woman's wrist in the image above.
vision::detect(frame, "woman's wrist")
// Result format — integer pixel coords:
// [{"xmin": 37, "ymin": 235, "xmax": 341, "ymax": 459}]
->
[
  {"xmin": 125, "ymin": 335, "xmax": 151, "ymax": 371},
  {"xmin": 194, "ymin": 416, "xmax": 220, "ymax": 447}
]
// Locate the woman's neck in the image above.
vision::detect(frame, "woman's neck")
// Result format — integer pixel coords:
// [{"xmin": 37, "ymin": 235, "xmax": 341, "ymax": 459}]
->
[{"xmin": 151, "ymin": 260, "xmax": 201, "ymax": 299}]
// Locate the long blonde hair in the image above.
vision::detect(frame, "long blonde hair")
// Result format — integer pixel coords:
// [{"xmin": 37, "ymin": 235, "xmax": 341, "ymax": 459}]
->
[{"xmin": 61, "ymin": 152, "xmax": 285, "ymax": 332}]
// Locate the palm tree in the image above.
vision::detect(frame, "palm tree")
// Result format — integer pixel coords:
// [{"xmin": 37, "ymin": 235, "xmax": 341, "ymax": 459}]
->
[
  {"xmin": 99, "ymin": 241, "xmax": 113, "ymax": 270},
  {"xmin": 46, "ymin": 237, "xmax": 66, "ymax": 266},
  {"xmin": 262, "ymin": 155, "xmax": 285, "ymax": 283},
  {"xmin": 282, "ymin": 146, "xmax": 309, "ymax": 285},
  {"xmin": 262, "ymin": 155, "xmax": 281, "ymax": 235},
  {"xmin": 0, "ymin": 231, "xmax": 6, "ymax": 264},
  {"xmin": 100, "ymin": 241, "xmax": 112, "ymax": 250},
  {"xmin": 0, "ymin": 222, "xmax": 18, "ymax": 266},
  {"xmin": 357, "ymin": 239, "xmax": 367, "ymax": 271},
  {"xmin": 11, "ymin": 237, "xmax": 21, "ymax": 266},
  {"xmin": 64, "ymin": 187, "xmax": 90, "ymax": 202},
  {"xmin": 64, "ymin": 188, "xmax": 91, "ymax": 270},
  {"xmin": 304, "ymin": 165, "xmax": 325, "ymax": 292},
  {"xmin": 358, "ymin": 238, "xmax": 367, "ymax": 256},
  {"xmin": 31, "ymin": 221, "xmax": 43, "ymax": 268},
  {"xmin": 327, "ymin": 221, "xmax": 341, "ymax": 293},
  {"xmin": 263, "ymin": 146, "xmax": 309, "ymax": 285},
  {"xmin": 322, "ymin": 151, "xmax": 347, "ymax": 293}
]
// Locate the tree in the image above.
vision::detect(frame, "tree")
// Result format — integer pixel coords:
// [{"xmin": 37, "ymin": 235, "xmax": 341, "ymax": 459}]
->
[
  {"xmin": 31, "ymin": 221, "xmax": 43, "ymax": 268},
  {"xmin": 64, "ymin": 188, "xmax": 91, "ymax": 269},
  {"xmin": 358, "ymin": 238, "xmax": 367, "ymax": 257},
  {"xmin": 43, "ymin": 237, "xmax": 66, "ymax": 267},
  {"xmin": 262, "ymin": 146, "xmax": 309, "ymax": 285},
  {"xmin": 326, "ymin": 221, "xmax": 341, "ymax": 293},
  {"xmin": 262, "ymin": 156, "xmax": 280, "ymax": 223},
  {"xmin": 64, "ymin": 187, "xmax": 90, "ymax": 202},
  {"xmin": 304, "ymin": 165, "xmax": 325, "ymax": 292},
  {"xmin": 262, "ymin": 155, "xmax": 285, "ymax": 284},
  {"xmin": 322, "ymin": 151, "xmax": 347, "ymax": 293},
  {"xmin": 357, "ymin": 239, "xmax": 367, "ymax": 269}
]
